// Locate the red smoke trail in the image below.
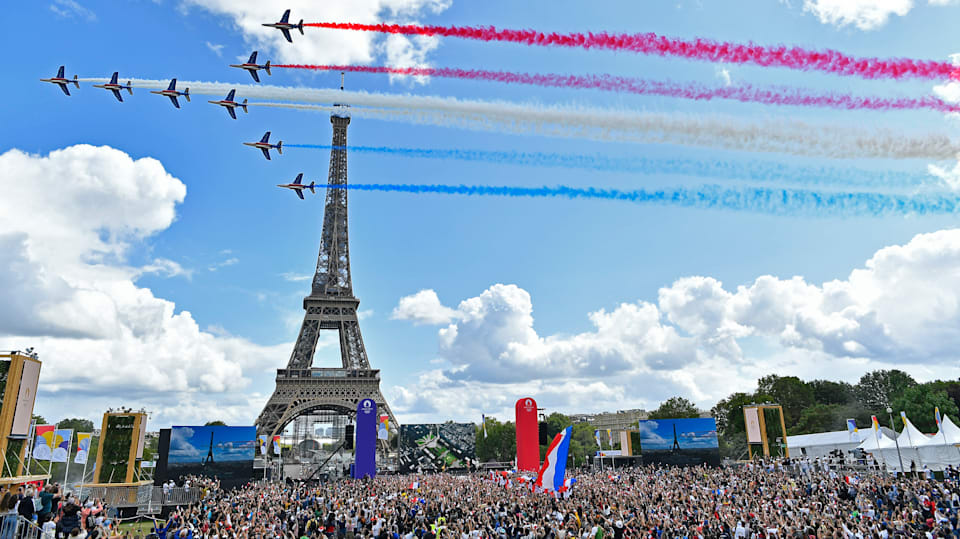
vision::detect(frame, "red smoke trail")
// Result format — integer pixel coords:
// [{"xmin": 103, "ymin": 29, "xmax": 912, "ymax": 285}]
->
[
  {"xmin": 303, "ymin": 22, "xmax": 960, "ymax": 81},
  {"xmin": 272, "ymin": 64, "xmax": 960, "ymax": 114}
]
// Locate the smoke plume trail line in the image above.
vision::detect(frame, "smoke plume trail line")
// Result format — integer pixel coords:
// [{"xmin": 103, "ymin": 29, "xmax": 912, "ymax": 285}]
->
[
  {"xmin": 323, "ymin": 183, "xmax": 960, "ymax": 216},
  {"xmin": 79, "ymin": 77, "xmax": 960, "ymax": 158},
  {"xmin": 285, "ymin": 144, "xmax": 933, "ymax": 189},
  {"xmin": 274, "ymin": 64, "xmax": 960, "ymax": 114},
  {"xmin": 249, "ymin": 101, "xmax": 960, "ymax": 159},
  {"xmin": 304, "ymin": 22, "xmax": 959, "ymax": 81}
]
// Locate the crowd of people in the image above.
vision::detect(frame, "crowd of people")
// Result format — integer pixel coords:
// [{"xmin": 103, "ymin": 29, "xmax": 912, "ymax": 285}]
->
[
  {"xmin": 139, "ymin": 461, "xmax": 960, "ymax": 539},
  {"xmin": 0, "ymin": 483, "xmax": 118, "ymax": 539},
  {"xmin": 4, "ymin": 460, "xmax": 960, "ymax": 538}
]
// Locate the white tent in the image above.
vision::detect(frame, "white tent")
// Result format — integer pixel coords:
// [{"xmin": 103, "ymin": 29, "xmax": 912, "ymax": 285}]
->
[
  {"xmin": 916, "ymin": 415, "xmax": 960, "ymax": 471},
  {"xmin": 787, "ymin": 430, "xmax": 862, "ymax": 458},
  {"xmin": 890, "ymin": 416, "xmax": 930, "ymax": 472},
  {"xmin": 857, "ymin": 430, "xmax": 900, "ymax": 470}
]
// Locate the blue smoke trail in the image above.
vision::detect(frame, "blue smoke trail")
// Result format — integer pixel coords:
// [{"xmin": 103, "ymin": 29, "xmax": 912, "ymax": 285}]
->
[
  {"xmin": 286, "ymin": 144, "xmax": 935, "ymax": 189},
  {"xmin": 319, "ymin": 183, "xmax": 960, "ymax": 216}
]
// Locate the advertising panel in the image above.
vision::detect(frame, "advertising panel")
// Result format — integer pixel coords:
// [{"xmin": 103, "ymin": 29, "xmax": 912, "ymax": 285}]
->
[
  {"xmin": 11, "ymin": 359, "xmax": 41, "ymax": 437},
  {"xmin": 744, "ymin": 407, "xmax": 762, "ymax": 444},
  {"xmin": 515, "ymin": 397, "xmax": 539, "ymax": 471},
  {"xmin": 637, "ymin": 418, "xmax": 721, "ymax": 467},
  {"xmin": 398, "ymin": 423, "xmax": 476, "ymax": 474}
]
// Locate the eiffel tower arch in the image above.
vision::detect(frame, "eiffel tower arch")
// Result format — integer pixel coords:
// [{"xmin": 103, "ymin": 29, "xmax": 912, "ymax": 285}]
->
[{"xmin": 255, "ymin": 109, "xmax": 398, "ymax": 452}]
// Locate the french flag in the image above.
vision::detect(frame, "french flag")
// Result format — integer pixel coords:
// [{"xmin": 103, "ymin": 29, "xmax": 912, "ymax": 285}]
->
[{"xmin": 535, "ymin": 426, "xmax": 571, "ymax": 492}]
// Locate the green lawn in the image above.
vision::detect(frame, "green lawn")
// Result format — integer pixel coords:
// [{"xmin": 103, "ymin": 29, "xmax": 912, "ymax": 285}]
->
[{"xmin": 117, "ymin": 519, "xmax": 161, "ymax": 536}]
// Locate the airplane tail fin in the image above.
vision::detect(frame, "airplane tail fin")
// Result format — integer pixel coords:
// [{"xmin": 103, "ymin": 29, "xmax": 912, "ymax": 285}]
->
[
  {"xmin": 277, "ymin": 141, "xmax": 282, "ymax": 154},
  {"xmin": 265, "ymin": 61, "xmax": 271, "ymax": 76},
  {"xmin": 72, "ymin": 75, "xmax": 79, "ymax": 88},
  {"xmin": 241, "ymin": 99, "xmax": 248, "ymax": 113},
  {"xmin": 126, "ymin": 82, "xmax": 133, "ymax": 95},
  {"xmin": 184, "ymin": 89, "xmax": 190, "ymax": 102},
  {"xmin": 308, "ymin": 182, "xmax": 316, "ymax": 194},
  {"xmin": 298, "ymin": 20, "xmax": 304, "ymax": 34}
]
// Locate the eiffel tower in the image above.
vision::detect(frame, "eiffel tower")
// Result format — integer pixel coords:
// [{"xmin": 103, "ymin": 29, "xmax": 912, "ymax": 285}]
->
[{"xmin": 255, "ymin": 108, "xmax": 398, "ymax": 446}]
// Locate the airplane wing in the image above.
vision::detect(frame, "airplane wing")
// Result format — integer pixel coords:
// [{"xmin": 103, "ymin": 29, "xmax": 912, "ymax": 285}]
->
[
  {"xmin": 109, "ymin": 72, "xmax": 119, "ymax": 85},
  {"xmin": 59, "ymin": 83, "xmax": 71, "ymax": 96},
  {"xmin": 281, "ymin": 28, "xmax": 293, "ymax": 43},
  {"xmin": 260, "ymin": 131, "xmax": 271, "ymax": 143},
  {"xmin": 261, "ymin": 148, "xmax": 271, "ymax": 160},
  {"xmin": 280, "ymin": 9, "xmax": 291, "ymax": 23},
  {"xmin": 296, "ymin": 189, "xmax": 304, "ymax": 200},
  {"xmin": 248, "ymin": 51, "xmax": 258, "ymax": 64},
  {"xmin": 167, "ymin": 79, "xmax": 177, "ymax": 91},
  {"xmin": 226, "ymin": 89, "xmax": 236, "ymax": 101},
  {"xmin": 168, "ymin": 95, "xmax": 181, "ymax": 109},
  {"xmin": 112, "ymin": 89, "xmax": 123, "ymax": 102},
  {"xmin": 227, "ymin": 107, "xmax": 237, "ymax": 120},
  {"xmin": 250, "ymin": 70, "xmax": 260, "ymax": 83},
  {"xmin": 57, "ymin": 66, "xmax": 65, "ymax": 78}
]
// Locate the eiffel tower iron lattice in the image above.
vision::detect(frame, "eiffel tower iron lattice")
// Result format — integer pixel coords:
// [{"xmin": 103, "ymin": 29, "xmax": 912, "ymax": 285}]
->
[{"xmin": 255, "ymin": 110, "xmax": 398, "ymax": 444}]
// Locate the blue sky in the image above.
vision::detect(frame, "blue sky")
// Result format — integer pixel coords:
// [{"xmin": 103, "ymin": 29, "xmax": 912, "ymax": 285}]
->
[{"xmin": 3, "ymin": 0, "xmax": 960, "ymax": 429}]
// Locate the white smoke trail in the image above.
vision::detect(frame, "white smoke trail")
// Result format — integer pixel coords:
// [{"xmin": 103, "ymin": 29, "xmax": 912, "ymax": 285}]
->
[{"xmin": 79, "ymin": 77, "xmax": 960, "ymax": 159}]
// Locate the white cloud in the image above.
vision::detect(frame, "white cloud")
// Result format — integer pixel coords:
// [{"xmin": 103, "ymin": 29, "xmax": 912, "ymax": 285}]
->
[
  {"xmin": 181, "ymin": 0, "xmax": 451, "ymax": 70},
  {"xmin": 208, "ymin": 257, "xmax": 239, "ymax": 272},
  {"xmin": 49, "ymin": 0, "xmax": 96, "ymax": 21},
  {"xmin": 139, "ymin": 258, "xmax": 193, "ymax": 279},
  {"xmin": 205, "ymin": 41, "xmax": 225, "ymax": 57},
  {"xmin": 802, "ymin": 0, "xmax": 912, "ymax": 30},
  {"xmin": 389, "ymin": 229, "xmax": 960, "ymax": 422},
  {"xmin": 0, "ymin": 145, "xmax": 286, "ymax": 427},
  {"xmin": 281, "ymin": 272, "xmax": 312, "ymax": 282},
  {"xmin": 715, "ymin": 67, "xmax": 732, "ymax": 87},
  {"xmin": 391, "ymin": 289, "xmax": 459, "ymax": 325}
]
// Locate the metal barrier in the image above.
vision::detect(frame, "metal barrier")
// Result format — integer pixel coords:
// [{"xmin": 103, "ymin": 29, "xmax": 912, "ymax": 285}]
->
[
  {"xmin": 77, "ymin": 486, "xmax": 200, "ymax": 509},
  {"xmin": 0, "ymin": 515, "xmax": 42, "ymax": 539}
]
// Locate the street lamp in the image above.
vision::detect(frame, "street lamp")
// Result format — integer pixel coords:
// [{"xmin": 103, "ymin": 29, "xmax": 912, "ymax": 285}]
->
[{"xmin": 886, "ymin": 407, "xmax": 905, "ymax": 475}]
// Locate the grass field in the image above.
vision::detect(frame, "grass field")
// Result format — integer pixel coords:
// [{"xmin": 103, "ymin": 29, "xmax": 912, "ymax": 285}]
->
[{"xmin": 117, "ymin": 519, "xmax": 160, "ymax": 536}]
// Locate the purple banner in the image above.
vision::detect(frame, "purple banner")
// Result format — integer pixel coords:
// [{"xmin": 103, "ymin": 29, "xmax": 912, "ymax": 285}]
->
[{"xmin": 353, "ymin": 398, "xmax": 377, "ymax": 479}]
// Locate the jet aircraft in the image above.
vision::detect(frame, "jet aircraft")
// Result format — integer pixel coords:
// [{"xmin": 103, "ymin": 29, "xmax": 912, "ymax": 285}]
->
[
  {"xmin": 149, "ymin": 79, "xmax": 190, "ymax": 108},
  {"xmin": 208, "ymin": 89, "xmax": 248, "ymax": 119},
  {"xmin": 277, "ymin": 173, "xmax": 315, "ymax": 200},
  {"xmin": 230, "ymin": 51, "xmax": 271, "ymax": 83},
  {"xmin": 244, "ymin": 131, "xmax": 282, "ymax": 160},
  {"xmin": 92, "ymin": 72, "xmax": 134, "ymax": 102},
  {"xmin": 40, "ymin": 66, "xmax": 79, "ymax": 96},
  {"xmin": 262, "ymin": 9, "xmax": 304, "ymax": 43}
]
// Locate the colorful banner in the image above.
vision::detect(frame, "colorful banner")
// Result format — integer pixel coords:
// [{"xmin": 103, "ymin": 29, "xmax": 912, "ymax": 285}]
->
[
  {"xmin": 271, "ymin": 435, "xmax": 281, "ymax": 456},
  {"xmin": 871, "ymin": 415, "xmax": 881, "ymax": 440},
  {"xmin": 846, "ymin": 419, "xmax": 859, "ymax": 442},
  {"xmin": 481, "ymin": 414, "xmax": 487, "ymax": 439},
  {"xmin": 936, "ymin": 407, "xmax": 942, "ymax": 427},
  {"xmin": 354, "ymin": 398, "xmax": 377, "ymax": 479},
  {"xmin": 515, "ymin": 397, "xmax": 539, "ymax": 472},
  {"xmin": 74, "ymin": 433, "xmax": 92, "ymax": 464},
  {"xmin": 606, "ymin": 429, "xmax": 613, "ymax": 447},
  {"xmin": 377, "ymin": 414, "xmax": 389, "ymax": 440},
  {"xmin": 535, "ymin": 426, "xmax": 571, "ymax": 492},
  {"xmin": 32, "ymin": 425, "xmax": 56, "ymax": 461},
  {"xmin": 595, "ymin": 429, "xmax": 602, "ymax": 448},
  {"xmin": 258, "ymin": 435, "xmax": 268, "ymax": 455},
  {"xmin": 51, "ymin": 429, "xmax": 73, "ymax": 463}
]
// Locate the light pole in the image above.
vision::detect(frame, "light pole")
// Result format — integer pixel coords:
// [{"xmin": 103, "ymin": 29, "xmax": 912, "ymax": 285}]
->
[{"xmin": 886, "ymin": 407, "xmax": 905, "ymax": 475}]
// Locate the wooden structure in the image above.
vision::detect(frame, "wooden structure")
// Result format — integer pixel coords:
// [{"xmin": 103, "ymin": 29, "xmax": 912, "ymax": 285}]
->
[
  {"xmin": 743, "ymin": 403, "xmax": 789, "ymax": 459},
  {"xmin": 0, "ymin": 351, "xmax": 49, "ymax": 485},
  {"xmin": 94, "ymin": 412, "xmax": 147, "ymax": 484}
]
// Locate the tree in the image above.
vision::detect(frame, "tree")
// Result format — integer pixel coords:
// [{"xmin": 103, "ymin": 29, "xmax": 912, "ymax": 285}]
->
[
  {"xmin": 889, "ymin": 385, "xmax": 959, "ymax": 432},
  {"xmin": 808, "ymin": 380, "xmax": 855, "ymax": 406},
  {"xmin": 204, "ymin": 420, "xmax": 228, "ymax": 426},
  {"xmin": 793, "ymin": 404, "xmax": 843, "ymax": 434},
  {"xmin": 756, "ymin": 375, "xmax": 814, "ymax": 427},
  {"xmin": 31, "ymin": 414, "xmax": 47, "ymax": 425},
  {"xmin": 475, "ymin": 418, "xmax": 516, "ymax": 462},
  {"xmin": 57, "ymin": 418, "xmax": 95, "ymax": 433},
  {"xmin": 855, "ymin": 370, "xmax": 917, "ymax": 410},
  {"xmin": 649, "ymin": 397, "xmax": 700, "ymax": 419}
]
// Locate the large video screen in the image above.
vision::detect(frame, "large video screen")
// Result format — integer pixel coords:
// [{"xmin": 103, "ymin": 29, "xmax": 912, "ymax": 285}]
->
[
  {"xmin": 637, "ymin": 418, "xmax": 721, "ymax": 467},
  {"xmin": 399, "ymin": 423, "xmax": 475, "ymax": 474},
  {"xmin": 161, "ymin": 426, "xmax": 257, "ymax": 490}
]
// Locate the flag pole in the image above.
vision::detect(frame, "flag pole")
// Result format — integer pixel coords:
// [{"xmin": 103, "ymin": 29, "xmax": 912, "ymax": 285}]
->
[
  {"xmin": 77, "ymin": 451, "xmax": 89, "ymax": 499},
  {"xmin": 63, "ymin": 432, "xmax": 72, "ymax": 489},
  {"xmin": 26, "ymin": 421, "xmax": 35, "ymax": 475}
]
